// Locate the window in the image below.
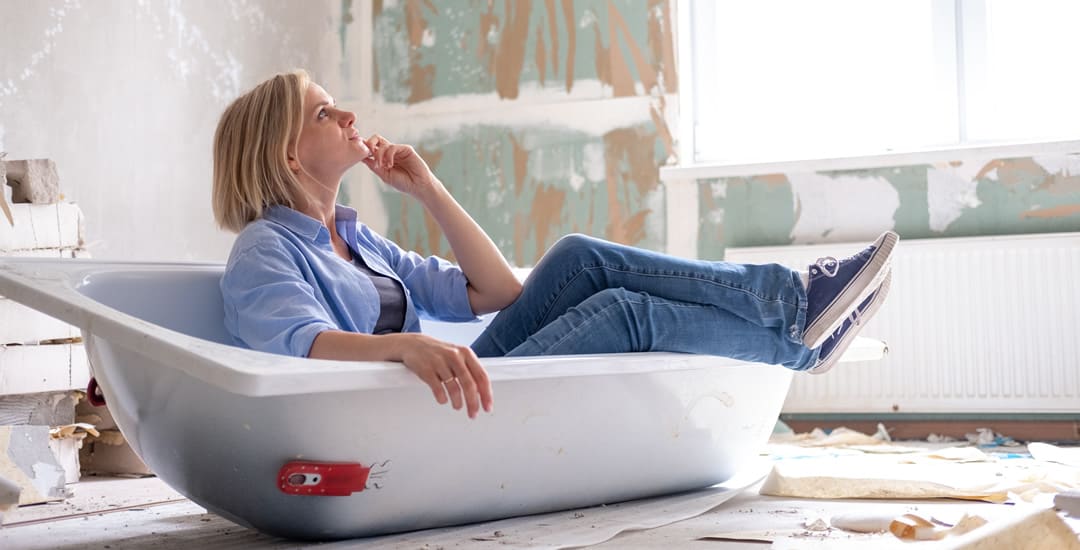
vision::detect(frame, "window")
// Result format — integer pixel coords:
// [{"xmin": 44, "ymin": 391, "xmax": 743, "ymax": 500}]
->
[{"xmin": 685, "ymin": 0, "xmax": 1080, "ymax": 165}]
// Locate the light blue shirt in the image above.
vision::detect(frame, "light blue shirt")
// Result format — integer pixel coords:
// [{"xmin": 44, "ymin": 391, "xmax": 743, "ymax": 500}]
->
[{"xmin": 221, "ymin": 204, "xmax": 477, "ymax": 357}]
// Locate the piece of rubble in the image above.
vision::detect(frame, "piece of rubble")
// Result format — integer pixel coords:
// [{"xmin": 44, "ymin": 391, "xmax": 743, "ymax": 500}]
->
[
  {"xmin": 0, "ymin": 425, "xmax": 68, "ymax": 505},
  {"xmin": 3, "ymin": 158, "xmax": 60, "ymax": 204}
]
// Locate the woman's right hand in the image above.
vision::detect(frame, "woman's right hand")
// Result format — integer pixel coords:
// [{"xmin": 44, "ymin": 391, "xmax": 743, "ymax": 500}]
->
[{"xmin": 393, "ymin": 333, "xmax": 494, "ymax": 419}]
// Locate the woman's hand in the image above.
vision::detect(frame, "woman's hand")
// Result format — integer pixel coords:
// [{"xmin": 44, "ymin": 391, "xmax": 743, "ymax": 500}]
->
[
  {"xmin": 395, "ymin": 333, "xmax": 494, "ymax": 419},
  {"xmin": 362, "ymin": 135, "xmax": 441, "ymax": 198}
]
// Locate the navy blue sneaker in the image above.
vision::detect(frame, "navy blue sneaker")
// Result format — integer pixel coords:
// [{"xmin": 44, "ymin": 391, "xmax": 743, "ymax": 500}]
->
[
  {"xmin": 808, "ymin": 271, "xmax": 892, "ymax": 374},
  {"xmin": 802, "ymin": 231, "xmax": 898, "ymax": 349}
]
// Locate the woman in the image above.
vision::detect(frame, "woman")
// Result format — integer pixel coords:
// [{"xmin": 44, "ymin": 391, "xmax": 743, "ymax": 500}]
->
[{"xmin": 212, "ymin": 70, "xmax": 897, "ymax": 420}]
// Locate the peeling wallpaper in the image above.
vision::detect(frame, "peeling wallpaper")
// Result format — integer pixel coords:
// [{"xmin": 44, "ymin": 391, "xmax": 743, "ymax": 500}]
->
[
  {"xmin": 365, "ymin": 0, "xmax": 676, "ymax": 265},
  {"xmin": 697, "ymin": 154, "xmax": 1080, "ymax": 260},
  {"xmin": 361, "ymin": 1, "xmax": 1080, "ymax": 265},
  {"xmin": 382, "ymin": 123, "xmax": 666, "ymax": 265},
  {"xmin": 372, "ymin": 0, "xmax": 676, "ymax": 102}
]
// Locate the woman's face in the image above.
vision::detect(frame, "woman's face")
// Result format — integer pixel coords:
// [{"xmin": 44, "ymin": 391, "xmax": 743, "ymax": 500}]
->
[{"xmin": 292, "ymin": 83, "xmax": 370, "ymax": 184}]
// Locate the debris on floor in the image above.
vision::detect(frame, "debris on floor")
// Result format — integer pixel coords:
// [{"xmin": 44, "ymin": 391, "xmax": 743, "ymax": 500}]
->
[
  {"xmin": 739, "ymin": 424, "xmax": 1080, "ymax": 548},
  {"xmin": 763, "ymin": 426, "xmax": 1079, "ymax": 503}
]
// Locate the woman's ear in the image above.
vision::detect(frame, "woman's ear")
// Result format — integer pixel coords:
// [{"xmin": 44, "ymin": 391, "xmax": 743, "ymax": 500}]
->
[{"xmin": 287, "ymin": 155, "xmax": 301, "ymax": 173}]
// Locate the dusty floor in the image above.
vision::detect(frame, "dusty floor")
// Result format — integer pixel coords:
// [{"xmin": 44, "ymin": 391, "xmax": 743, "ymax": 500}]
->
[
  {"xmin": 2, "ymin": 441, "xmax": 1079, "ymax": 549},
  {"xmin": 0, "ymin": 476, "xmax": 1031, "ymax": 549}
]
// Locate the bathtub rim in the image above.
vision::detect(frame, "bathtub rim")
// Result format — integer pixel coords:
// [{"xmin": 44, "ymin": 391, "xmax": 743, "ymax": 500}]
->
[{"xmin": 0, "ymin": 258, "xmax": 881, "ymax": 398}]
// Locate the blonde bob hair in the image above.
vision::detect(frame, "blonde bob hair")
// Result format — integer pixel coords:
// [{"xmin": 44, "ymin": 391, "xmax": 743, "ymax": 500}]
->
[{"xmin": 212, "ymin": 69, "xmax": 310, "ymax": 233}]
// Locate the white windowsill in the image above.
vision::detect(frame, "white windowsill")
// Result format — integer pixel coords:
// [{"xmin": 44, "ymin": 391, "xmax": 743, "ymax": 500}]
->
[{"xmin": 659, "ymin": 139, "xmax": 1080, "ymax": 181}]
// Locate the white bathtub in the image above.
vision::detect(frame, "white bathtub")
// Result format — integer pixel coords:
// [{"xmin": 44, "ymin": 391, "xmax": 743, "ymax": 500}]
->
[{"xmin": 0, "ymin": 258, "xmax": 879, "ymax": 540}]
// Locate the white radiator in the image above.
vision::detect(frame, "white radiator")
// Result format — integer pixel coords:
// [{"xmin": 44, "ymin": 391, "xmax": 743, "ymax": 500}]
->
[{"xmin": 724, "ymin": 232, "xmax": 1080, "ymax": 414}]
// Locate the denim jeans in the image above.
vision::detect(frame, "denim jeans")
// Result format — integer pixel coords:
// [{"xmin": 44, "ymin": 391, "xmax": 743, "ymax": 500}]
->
[{"xmin": 470, "ymin": 234, "xmax": 819, "ymax": 371}]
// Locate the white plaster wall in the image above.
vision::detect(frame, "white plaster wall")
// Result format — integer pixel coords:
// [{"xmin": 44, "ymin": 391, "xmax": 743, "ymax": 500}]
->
[{"xmin": 0, "ymin": 0, "xmax": 347, "ymax": 261}]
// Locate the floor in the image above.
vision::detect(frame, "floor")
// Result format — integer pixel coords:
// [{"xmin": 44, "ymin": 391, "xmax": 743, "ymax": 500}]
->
[
  {"xmin": 0, "ymin": 476, "xmax": 1022, "ymax": 549},
  {"xmin": 2, "ymin": 442, "xmax": 1079, "ymax": 549}
]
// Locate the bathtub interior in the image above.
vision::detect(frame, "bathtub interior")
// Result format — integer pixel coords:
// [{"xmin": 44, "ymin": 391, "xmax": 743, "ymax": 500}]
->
[
  {"xmin": 73, "ymin": 266, "xmax": 487, "ymax": 347},
  {"xmin": 77, "ymin": 268, "xmax": 234, "ymax": 344}
]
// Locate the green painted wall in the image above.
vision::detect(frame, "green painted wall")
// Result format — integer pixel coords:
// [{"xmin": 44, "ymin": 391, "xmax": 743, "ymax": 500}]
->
[
  {"xmin": 357, "ymin": 1, "xmax": 1080, "ymax": 265},
  {"xmin": 382, "ymin": 122, "xmax": 667, "ymax": 266},
  {"xmin": 698, "ymin": 156, "xmax": 1080, "ymax": 260},
  {"xmin": 373, "ymin": 0, "xmax": 672, "ymax": 102},
  {"xmin": 366, "ymin": 0, "xmax": 677, "ymax": 264}
]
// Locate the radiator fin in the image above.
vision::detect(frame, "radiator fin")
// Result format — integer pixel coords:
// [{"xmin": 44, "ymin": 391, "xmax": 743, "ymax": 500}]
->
[{"xmin": 724, "ymin": 233, "xmax": 1080, "ymax": 413}]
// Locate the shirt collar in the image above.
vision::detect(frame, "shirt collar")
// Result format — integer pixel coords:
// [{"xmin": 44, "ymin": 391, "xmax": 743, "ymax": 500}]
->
[{"xmin": 263, "ymin": 204, "xmax": 359, "ymax": 244}]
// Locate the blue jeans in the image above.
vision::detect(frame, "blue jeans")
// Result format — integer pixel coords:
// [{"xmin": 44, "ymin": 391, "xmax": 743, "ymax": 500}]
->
[{"xmin": 470, "ymin": 234, "xmax": 819, "ymax": 371}]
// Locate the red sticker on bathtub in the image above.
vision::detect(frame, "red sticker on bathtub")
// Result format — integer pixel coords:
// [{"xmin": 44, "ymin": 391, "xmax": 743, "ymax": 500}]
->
[{"xmin": 278, "ymin": 461, "xmax": 371, "ymax": 496}]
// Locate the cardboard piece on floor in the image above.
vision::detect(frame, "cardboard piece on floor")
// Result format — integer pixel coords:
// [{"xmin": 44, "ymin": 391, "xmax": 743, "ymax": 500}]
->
[{"xmin": 759, "ymin": 451, "xmax": 1080, "ymax": 503}]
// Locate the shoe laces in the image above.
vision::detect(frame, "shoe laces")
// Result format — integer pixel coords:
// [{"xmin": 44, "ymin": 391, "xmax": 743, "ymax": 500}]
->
[{"xmin": 814, "ymin": 256, "xmax": 839, "ymax": 278}]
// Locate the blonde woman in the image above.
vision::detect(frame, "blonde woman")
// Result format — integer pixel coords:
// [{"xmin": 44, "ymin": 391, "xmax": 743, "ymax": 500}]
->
[{"xmin": 213, "ymin": 70, "xmax": 897, "ymax": 419}]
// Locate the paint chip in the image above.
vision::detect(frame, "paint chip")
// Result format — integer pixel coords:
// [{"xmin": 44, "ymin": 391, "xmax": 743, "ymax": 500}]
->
[
  {"xmin": 788, "ymin": 173, "xmax": 899, "ymax": 243},
  {"xmin": 927, "ymin": 165, "xmax": 982, "ymax": 232}
]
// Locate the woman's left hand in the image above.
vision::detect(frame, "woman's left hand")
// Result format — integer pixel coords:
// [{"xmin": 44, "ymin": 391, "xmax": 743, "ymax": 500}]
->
[{"xmin": 362, "ymin": 135, "xmax": 440, "ymax": 198}]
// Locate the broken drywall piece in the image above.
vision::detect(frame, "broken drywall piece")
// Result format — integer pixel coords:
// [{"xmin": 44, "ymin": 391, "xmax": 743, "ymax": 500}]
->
[
  {"xmin": 944, "ymin": 507, "xmax": 1080, "ymax": 550},
  {"xmin": 831, "ymin": 511, "xmax": 898, "ymax": 533},
  {"xmin": 2, "ymin": 158, "xmax": 59, "ymax": 204},
  {"xmin": 0, "ymin": 425, "xmax": 68, "ymax": 505},
  {"xmin": 1029, "ymin": 442, "xmax": 1080, "ymax": 468},
  {"xmin": 0, "ymin": 390, "xmax": 81, "ymax": 426}
]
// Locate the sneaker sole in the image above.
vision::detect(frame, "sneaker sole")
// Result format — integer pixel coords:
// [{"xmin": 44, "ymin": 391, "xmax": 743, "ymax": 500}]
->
[
  {"xmin": 808, "ymin": 270, "xmax": 893, "ymax": 375},
  {"xmin": 803, "ymin": 231, "xmax": 898, "ymax": 349}
]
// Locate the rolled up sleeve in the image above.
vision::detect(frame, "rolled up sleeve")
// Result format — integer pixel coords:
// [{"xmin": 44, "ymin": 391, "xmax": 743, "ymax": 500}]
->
[{"xmin": 221, "ymin": 244, "xmax": 338, "ymax": 357}]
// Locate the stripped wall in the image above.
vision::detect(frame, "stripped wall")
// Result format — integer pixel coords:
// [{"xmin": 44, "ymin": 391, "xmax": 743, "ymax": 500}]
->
[
  {"xmin": 345, "ymin": 0, "xmax": 678, "ymax": 265},
  {"xmin": 0, "ymin": 0, "xmax": 344, "ymax": 261},
  {"xmin": 697, "ymin": 154, "xmax": 1080, "ymax": 259},
  {"xmin": 4, "ymin": 0, "xmax": 1074, "ymax": 264}
]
